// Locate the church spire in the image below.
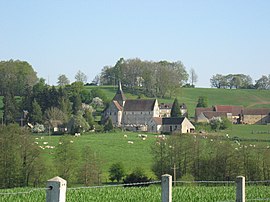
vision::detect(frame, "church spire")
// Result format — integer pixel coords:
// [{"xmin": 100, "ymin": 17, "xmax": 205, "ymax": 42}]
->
[{"xmin": 113, "ymin": 80, "xmax": 126, "ymax": 107}]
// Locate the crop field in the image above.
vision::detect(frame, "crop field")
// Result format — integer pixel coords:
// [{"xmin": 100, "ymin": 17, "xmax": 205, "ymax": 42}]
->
[{"xmin": 1, "ymin": 185, "xmax": 269, "ymax": 202}]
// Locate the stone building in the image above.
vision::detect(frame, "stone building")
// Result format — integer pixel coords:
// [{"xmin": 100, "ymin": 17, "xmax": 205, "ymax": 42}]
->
[
  {"xmin": 102, "ymin": 82, "xmax": 194, "ymax": 132},
  {"xmin": 102, "ymin": 82, "xmax": 160, "ymax": 131}
]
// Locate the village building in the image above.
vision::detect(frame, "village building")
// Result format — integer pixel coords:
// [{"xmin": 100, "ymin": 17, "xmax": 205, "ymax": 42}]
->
[
  {"xmin": 159, "ymin": 103, "xmax": 188, "ymax": 118},
  {"xmin": 102, "ymin": 82, "xmax": 194, "ymax": 133},
  {"xmin": 195, "ymin": 105, "xmax": 270, "ymax": 125},
  {"xmin": 162, "ymin": 117, "xmax": 195, "ymax": 134},
  {"xmin": 242, "ymin": 108, "xmax": 270, "ymax": 124}
]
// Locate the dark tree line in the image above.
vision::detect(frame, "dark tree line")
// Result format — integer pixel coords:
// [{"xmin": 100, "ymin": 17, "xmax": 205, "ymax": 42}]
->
[
  {"xmin": 99, "ymin": 58, "xmax": 190, "ymax": 98},
  {"xmin": 152, "ymin": 134, "xmax": 270, "ymax": 181}
]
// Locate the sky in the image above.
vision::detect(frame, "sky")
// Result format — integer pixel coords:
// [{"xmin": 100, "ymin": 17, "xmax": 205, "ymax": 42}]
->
[{"xmin": 0, "ymin": 0, "xmax": 270, "ymax": 87}]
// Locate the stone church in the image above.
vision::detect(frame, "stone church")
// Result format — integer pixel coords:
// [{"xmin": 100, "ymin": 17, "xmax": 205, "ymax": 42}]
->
[{"xmin": 102, "ymin": 82, "xmax": 160, "ymax": 131}]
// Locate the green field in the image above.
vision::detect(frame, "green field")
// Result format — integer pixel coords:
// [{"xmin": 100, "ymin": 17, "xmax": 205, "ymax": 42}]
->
[
  {"xmin": 34, "ymin": 124, "xmax": 270, "ymax": 182},
  {"xmin": 33, "ymin": 131, "xmax": 157, "ymax": 180},
  {"xmin": 1, "ymin": 184, "xmax": 269, "ymax": 202}
]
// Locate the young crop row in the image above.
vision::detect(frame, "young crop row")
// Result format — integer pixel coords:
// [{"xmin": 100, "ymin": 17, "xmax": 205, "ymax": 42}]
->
[{"xmin": 1, "ymin": 185, "xmax": 269, "ymax": 202}]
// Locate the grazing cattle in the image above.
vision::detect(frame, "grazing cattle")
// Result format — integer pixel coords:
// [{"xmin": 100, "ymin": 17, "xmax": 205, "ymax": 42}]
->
[
  {"xmin": 124, "ymin": 135, "xmax": 128, "ymax": 138},
  {"xmin": 74, "ymin": 133, "xmax": 81, "ymax": 137},
  {"xmin": 128, "ymin": 141, "xmax": 134, "ymax": 144}
]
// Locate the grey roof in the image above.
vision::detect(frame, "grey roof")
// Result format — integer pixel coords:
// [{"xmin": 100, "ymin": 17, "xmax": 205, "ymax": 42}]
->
[
  {"xmin": 243, "ymin": 108, "xmax": 270, "ymax": 115},
  {"xmin": 162, "ymin": 117, "xmax": 185, "ymax": 125},
  {"xmin": 124, "ymin": 99, "xmax": 157, "ymax": 111}
]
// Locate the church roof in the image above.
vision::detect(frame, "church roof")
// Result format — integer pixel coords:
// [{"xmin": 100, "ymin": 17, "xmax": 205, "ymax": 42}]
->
[
  {"xmin": 162, "ymin": 117, "xmax": 185, "ymax": 125},
  {"xmin": 112, "ymin": 101, "xmax": 123, "ymax": 111},
  {"xmin": 124, "ymin": 99, "xmax": 157, "ymax": 111}
]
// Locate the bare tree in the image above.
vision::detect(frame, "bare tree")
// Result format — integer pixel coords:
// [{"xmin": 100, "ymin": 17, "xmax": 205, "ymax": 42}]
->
[{"xmin": 190, "ymin": 68, "xmax": 198, "ymax": 86}]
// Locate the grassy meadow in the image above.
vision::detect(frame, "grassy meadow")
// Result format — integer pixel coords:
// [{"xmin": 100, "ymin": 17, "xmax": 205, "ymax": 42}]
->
[
  {"xmin": 33, "ymin": 131, "xmax": 158, "ymax": 181},
  {"xmin": 34, "ymin": 123, "xmax": 270, "ymax": 183}
]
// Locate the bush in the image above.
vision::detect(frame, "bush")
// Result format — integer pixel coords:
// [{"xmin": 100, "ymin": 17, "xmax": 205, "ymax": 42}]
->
[
  {"xmin": 32, "ymin": 123, "xmax": 45, "ymax": 133},
  {"xmin": 123, "ymin": 167, "xmax": 151, "ymax": 187},
  {"xmin": 109, "ymin": 162, "xmax": 125, "ymax": 183}
]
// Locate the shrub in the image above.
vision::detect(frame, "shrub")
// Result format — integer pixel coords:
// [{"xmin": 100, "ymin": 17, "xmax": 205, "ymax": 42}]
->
[{"xmin": 123, "ymin": 167, "xmax": 151, "ymax": 187}]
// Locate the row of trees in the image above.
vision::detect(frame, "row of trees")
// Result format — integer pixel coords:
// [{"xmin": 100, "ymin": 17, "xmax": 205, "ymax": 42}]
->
[
  {"xmin": 152, "ymin": 134, "xmax": 270, "ymax": 181},
  {"xmin": 0, "ymin": 126, "xmax": 102, "ymax": 188},
  {"xmin": 99, "ymin": 58, "xmax": 196, "ymax": 98},
  {"xmin": 210, "ymin": 73, "xmax": 270, "ymax": 89}
]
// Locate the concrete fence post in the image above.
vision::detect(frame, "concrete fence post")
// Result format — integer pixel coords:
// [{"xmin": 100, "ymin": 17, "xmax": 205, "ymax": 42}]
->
[
  {"xmin": 236, "ymin": 176, "xmax": 245, "ymax": 202},
  {"xmin": 46, "ymin": 176, "xmax": 67, "ymax": 202},
  {"xmin": 162, "ymin": 174, "xmax": 172, "ymax": 202}
]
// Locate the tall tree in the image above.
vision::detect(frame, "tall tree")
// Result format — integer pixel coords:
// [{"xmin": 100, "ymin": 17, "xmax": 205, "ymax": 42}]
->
[
  {"xmin": 170, "ymin": 98, "xmax": 181, "ymax": 117},
  {"xmin": 3, "ymin": 91, "xmax": 18, "ymax": 125},
  {"xmin": 55, "ymin": 135, "xmax": 79, "ymax": 182},
  {"xmin": 57, "ymin": 74, "xmax": 70, "ymax": 86},
  {"xmin": 78, "ymin": 146, "xmax": 102, "ymax": 186},
  {"xmin": 75, "ymin": 70, "xmax": 87, "ymax": 83},
  {"xmin": 44, "ymin": 107, "xmax": 67, "ymax": 130},
  {"xmin": 84, "ymin": 108, "xmax": 95, "ymax": 130},
  {"xmin": 72, "ymin": 94, "xmax": 82, "ymax": 115},
  {"xmin": 255, "ymin": 75, "xmax": 270, "ymax": 89},
  {"xmin": 30, "ymin": 99, "xmax": 43, "ymax": 123},
  {"xmin": 0, "ymin": 60, "xmax": 38, "ymax": 95},
  {"xmin": 0, "ymin": 125, "xmax": 44, "ymax": 188}
]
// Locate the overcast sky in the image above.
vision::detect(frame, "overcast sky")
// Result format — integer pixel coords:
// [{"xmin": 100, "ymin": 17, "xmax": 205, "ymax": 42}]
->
[{"xmin": 1, "ymin": 0, "xmax": 269, "ymax": 87}]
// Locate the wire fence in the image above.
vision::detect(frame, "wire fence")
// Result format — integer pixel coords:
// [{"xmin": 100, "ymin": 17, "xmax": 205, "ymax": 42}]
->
[{"xmin": 1, "ymin": 179, "xmax": 270, "ymax": 201}]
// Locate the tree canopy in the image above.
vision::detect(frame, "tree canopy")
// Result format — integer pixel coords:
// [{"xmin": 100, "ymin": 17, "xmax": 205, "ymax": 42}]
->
[
  {"xmin": 0, "ymin": 60, "xmax": 38, "ymax": 95},
  {"xmin": 99, "ymin": 58, "xmax": 189, "ymax": 98}
]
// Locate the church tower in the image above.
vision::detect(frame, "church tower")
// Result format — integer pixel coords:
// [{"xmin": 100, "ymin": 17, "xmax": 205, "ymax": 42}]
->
[{"xmin": 112, "ymin": 81, "xmax": 126, "ymax": 107}]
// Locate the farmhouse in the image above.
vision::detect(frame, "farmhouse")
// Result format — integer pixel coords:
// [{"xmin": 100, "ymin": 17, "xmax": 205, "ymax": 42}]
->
[
  {"xmin": 242, "ymin": 108, "xmax": 270, "ymax": 124},
  {"xmin": 195, "ymin": 105, "xmax": 270, "ymax": 125},
  {"xmin": 162, "ymin": 117, "xmax": 195, "ymax": 134},
  {"xmin": 102, "ymin": 82, "xmax": 194, "ymax": 132}
]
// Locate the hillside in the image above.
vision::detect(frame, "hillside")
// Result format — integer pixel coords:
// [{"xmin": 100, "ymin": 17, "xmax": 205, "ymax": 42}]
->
[
  {"xmin": 86, "ymin": 86, "xmax": 270, "ymax": 118},
  {"xmin": 1, "ymin": 87, "xmax": 270, "ymax": 119}
]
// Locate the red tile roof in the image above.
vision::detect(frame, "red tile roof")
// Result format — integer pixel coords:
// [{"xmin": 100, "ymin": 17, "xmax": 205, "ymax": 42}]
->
[{"xmin": 214, "ymin": 105, "xmax": 243, "ymax": 116}]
